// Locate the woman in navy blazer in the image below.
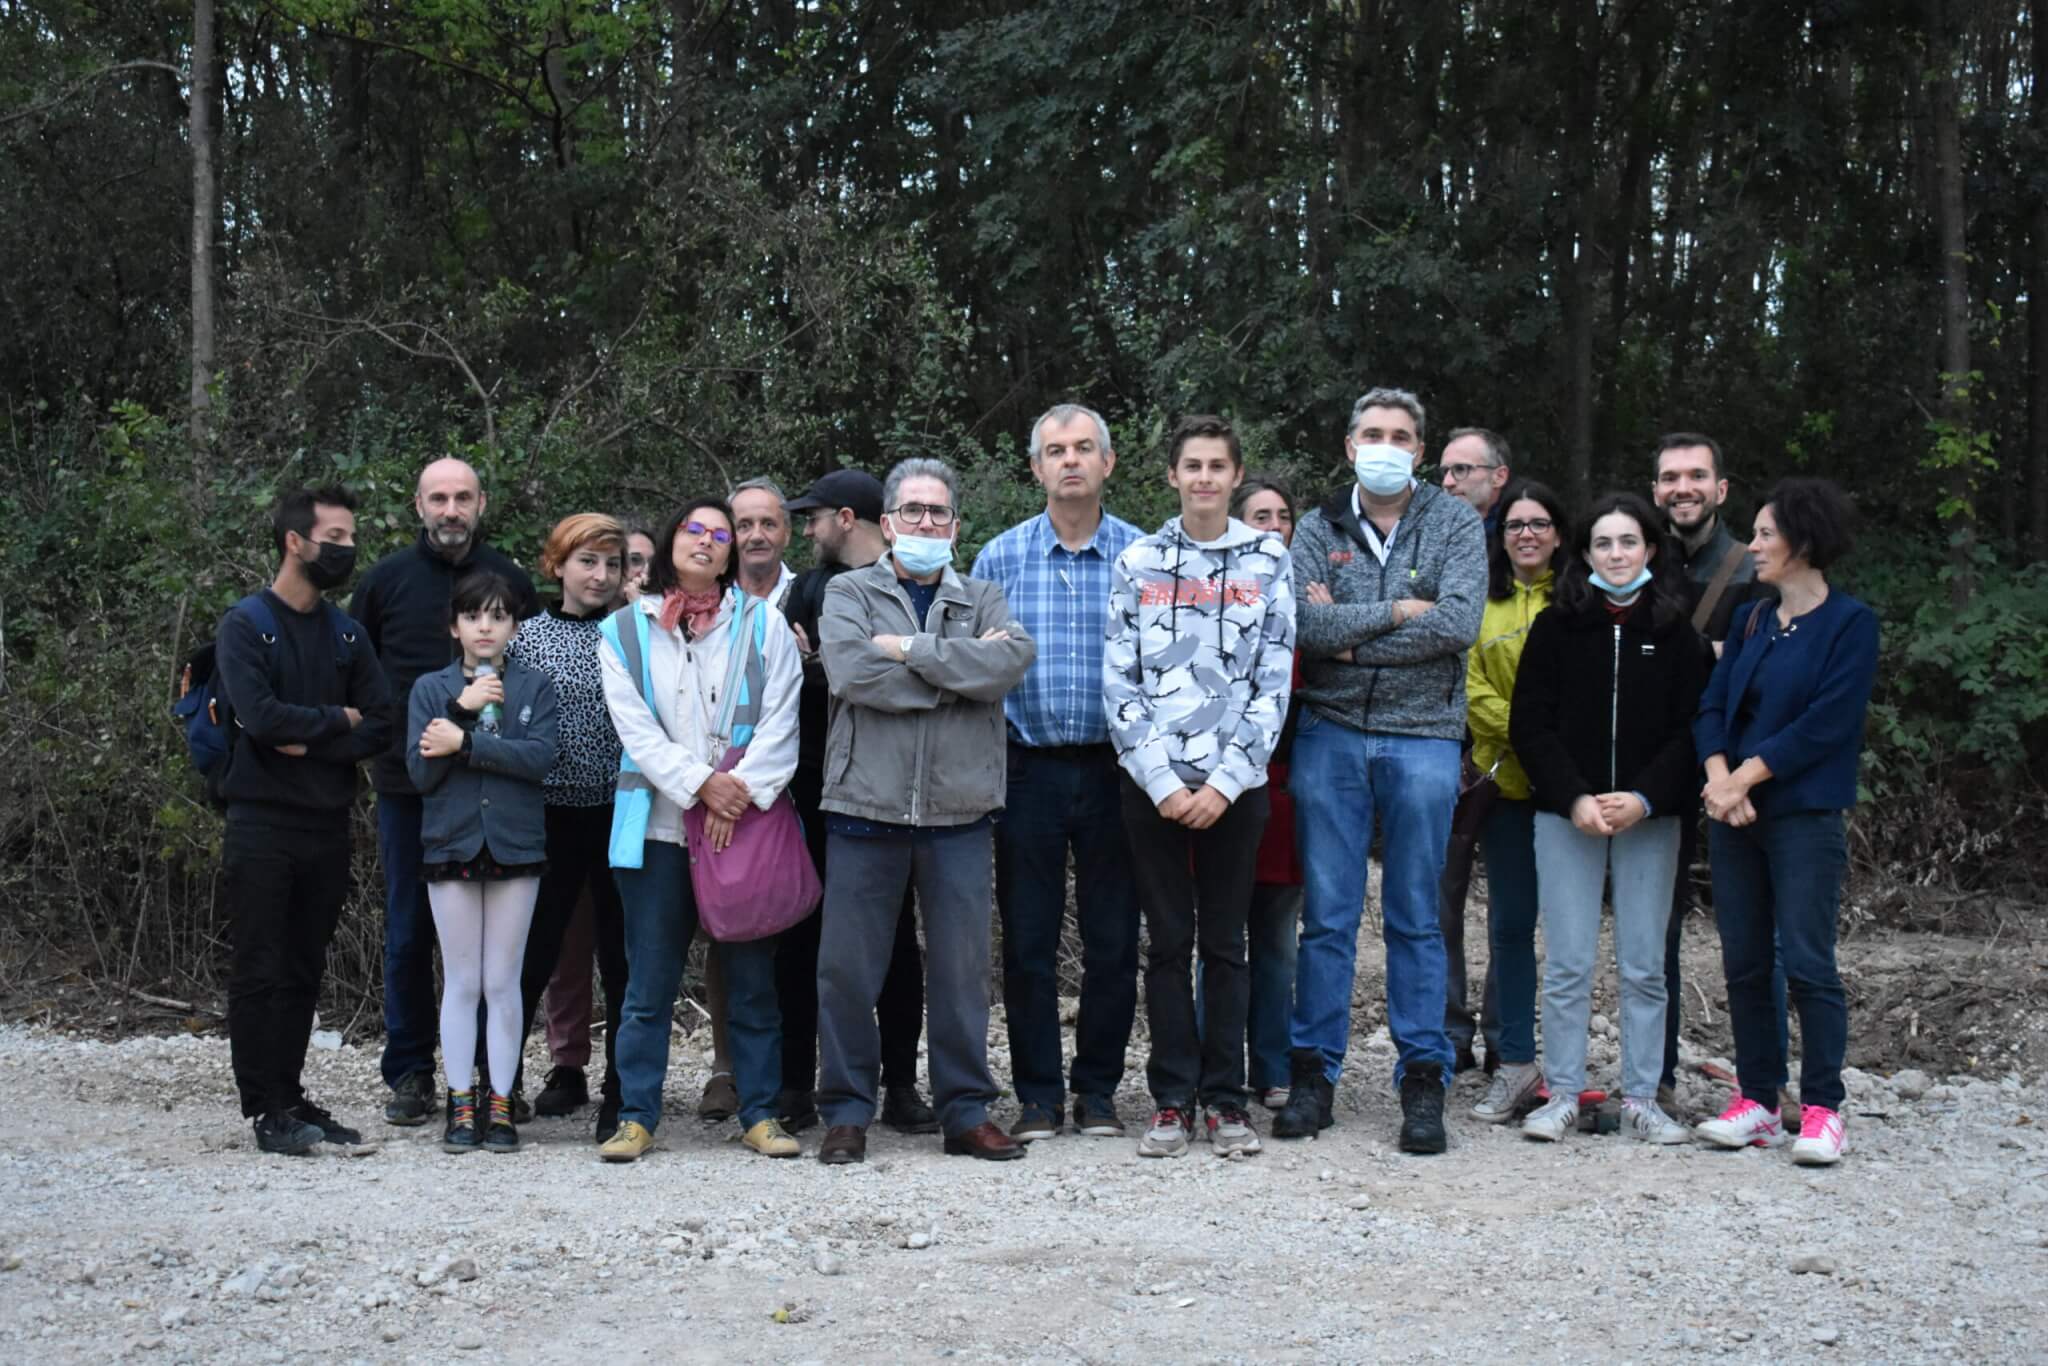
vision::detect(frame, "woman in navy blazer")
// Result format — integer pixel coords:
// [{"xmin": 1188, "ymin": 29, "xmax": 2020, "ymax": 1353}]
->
[{"xmin": 1690, "ymin": 479, "xmax": 1878, "ymax": 1166}]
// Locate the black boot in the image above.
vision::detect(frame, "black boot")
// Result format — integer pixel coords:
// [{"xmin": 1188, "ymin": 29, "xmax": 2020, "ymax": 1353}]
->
[
  {"xmin": 1271, "ymin": 1047, "xmax": 1334, "ymax": 1139},
  {"xmin": 535, "ymin": 1065, "xmax": 588, "ymax": 1116},
  {"xmin": 484, "ymin": 1091, "xmax": 521, "ymax": 1152},
  {"xmin": 442, "ymin": 1090, "xmax": 481, "ymax": 1154},
  {"xmin": 1398, "ymin": 1063, "xmax": 1448, "ymax": 1154},
  {"xmin": 594, "ymin": 1086, "xmax": 622, "ymax": 1144}
]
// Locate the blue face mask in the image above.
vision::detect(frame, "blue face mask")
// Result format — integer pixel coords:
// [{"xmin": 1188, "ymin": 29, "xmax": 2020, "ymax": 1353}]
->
[
  {"xmin": 892, "ymin": 533, "xmax": 954, "ymax": 577},
  {"xmin": 1588, "ymin": 565, "xmax": 1654, "ymax": 599},
  {"xmin": 1352, "ymin": 442, "xmax": 1416, "ymax": 497}
]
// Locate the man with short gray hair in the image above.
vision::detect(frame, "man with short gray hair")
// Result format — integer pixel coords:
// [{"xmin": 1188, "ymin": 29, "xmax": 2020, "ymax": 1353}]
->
[
  {"xmin": 729, "ymin": 477, "xmax": 796, "ymax": 608},
  {"xmin": 1438, "ymin": 427, "xmax": 1512, "ymax": 529},
  {"xmin": 813, "ymin": 458, "xmax": 1037, "ymax": 1164}
]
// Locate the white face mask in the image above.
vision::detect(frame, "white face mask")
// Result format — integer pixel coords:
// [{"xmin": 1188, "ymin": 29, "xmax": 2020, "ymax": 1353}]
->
[{"xmin": 1352, "ymin": 442, "xmax": 1415, "ymax": 497}]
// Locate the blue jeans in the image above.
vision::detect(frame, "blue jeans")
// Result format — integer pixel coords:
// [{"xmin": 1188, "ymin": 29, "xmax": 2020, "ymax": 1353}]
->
[
  {"xmin": 1289, "ymin": 715, "xmax": 1460, "ymax": 1087},
  {"xmin": 995, "ymin": 743, "xmax": 1140, "ymax": 1110},
  {"xmin": 1709, "ymin": 811, "xmax": 1850, "ymax": 1112},
  {"xmin": 1481, "ymin": 798, "xmax": 1540, "ymax": 1066},
  {"xmin": 1195, "ymin": 881, "xmax": 1301, "ymax": 1092},
  {"xmin": 614, "ymin": 840, "xmax": 782, "ymax": 1131},
  {"xmin": 376, "ymin": 793, "xmax": 439, "ymax": 1088},
  {"xmin": 1666, "ymin": 816, "xmax": 1790, "ymax": 1089}
]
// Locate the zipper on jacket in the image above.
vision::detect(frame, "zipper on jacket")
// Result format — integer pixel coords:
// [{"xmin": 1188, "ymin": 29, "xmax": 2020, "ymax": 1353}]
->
[
  {"xmin": 881, "ymin": 572, "xmax": 932, "ymax": 824},
  {"xmin": 1610, "ymin": 622, "xmax": 1622, "ymax": 790}
]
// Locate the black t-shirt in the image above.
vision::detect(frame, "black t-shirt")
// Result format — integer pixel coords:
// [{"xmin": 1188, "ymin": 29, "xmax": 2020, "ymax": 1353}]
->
[{"xmin": 783, "ymin": 562, "xmax": 852, "ymax": 777}]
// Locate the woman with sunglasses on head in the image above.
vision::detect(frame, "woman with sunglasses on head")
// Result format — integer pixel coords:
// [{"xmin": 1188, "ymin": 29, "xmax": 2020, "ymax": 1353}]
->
[
  {"xmin": 1691, "ymin": 478, "xmax": 1877, "ymax": 1165},
  {"xmin": 1463, "ymin": 481, "xmax": 1570, "ymax": 1124},
  {"xmin": 596, "ymin": 499, "xmax": 804, "ymax": 1162},
  {"xmin": 1510, "ymin": 492, "xmax": 1709, "ymax": 1145}
]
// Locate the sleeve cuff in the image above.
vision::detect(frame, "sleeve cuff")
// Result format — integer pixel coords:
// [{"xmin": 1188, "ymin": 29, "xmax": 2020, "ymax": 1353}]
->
[
  {"xmin": 1631, "ymin": 790, "xmax": 1653, "ymax": 819},
  {"xmin": 1141, "ymin": 770, "xmax": 1187, "ymax": 806},
  {"xmin": 1206, "ymin": 768, "xmax": 1246, "ymax": 803}
]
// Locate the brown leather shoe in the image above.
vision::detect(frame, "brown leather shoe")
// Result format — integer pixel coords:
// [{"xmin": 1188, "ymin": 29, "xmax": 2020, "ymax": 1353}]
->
[
  {"xmin": 942, "ymin": 1120, "xmax": 1026, "ymax": 1161},
  {"xmin": 817, "ymin": 1124, "xmax": 867, "ymax": 1165}
]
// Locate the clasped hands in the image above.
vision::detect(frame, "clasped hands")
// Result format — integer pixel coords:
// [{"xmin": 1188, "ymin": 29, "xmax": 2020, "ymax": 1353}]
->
[
  {"xmin": 697, "ymin": 770, "xmax": 753, "ymax": 852},
  {"xmin": 1156, "ymin": 784, "xmax": 1231, "ymax": 831},
  {"xmin": 1569, "ymin": 792, "xmax": 1649, "ymax": 837}
]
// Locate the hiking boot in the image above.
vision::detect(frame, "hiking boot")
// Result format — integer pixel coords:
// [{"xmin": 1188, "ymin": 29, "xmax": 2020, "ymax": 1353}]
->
[
  {"xmin": 535, "ymin": 1065, "xmax": 587, "ymax": 1116},
  {"xmin": 1072, "ymin": 1094, "xmax": 1126, "ymax": 1137},
  {"xmin": 384, "ymin": 1069, "xmax": 436, "ymax": 1127},
  {"xmin": 1472, "ymin": 1062, "xmax": 1543, "ymax": 1124},
  {"xmin": 1694, "ymin": 1095, "xmax": 1782, "ymax": 1150},
  {"xmin": 253, "ymin": 1110, "xmax": 323, "ymax": 1156},
  {"xmin": 1203, "ymin": 1104, "xmax": 1262, "ymax": 1157},
  {"xmin": 483, "ymin": 1092, "xmax": 520, "ymax": 1152},
  {"xmin": 1271, "ymin": 1047, "xmax": 1334, "ymax": 1139},
  {"xmin": 594, "ymin": 1091, "xmax": 621, "ymax": 1145},
  {"xmin": 442, "ymin": 1090, "xmax": 481, "ymax": 1154},
  {"xmin": 1008, "ymin": 1103, "xmax": 1062, "ymax": 1143},
  {"xmin": 743, "ymin": 1117, "xmax": 802, "ymax": 1158},
  {"xmin": 1135, "ymin": 1107, "xmax": 1193, "ymax": 1158},
  {"xmin": 1789, "ymin": 1105, "xmax": 1846, "ymax": 1166},
  {"xmin": 1621, "ymin": 1097, "xmax": 1691, "ymax": 1144},
  {"xmin": 1521, "ymin": 1093, "xmax": 1579, "ymax": 1142},
  {"xmin": 881, "ymin": 1085, "xmax": 940, "ymax": 1135},
  {"xmin": 697, "ymin": 1072, "xmax": 738, "ymax": 1122},
  {"xmin": 599, "ymin": 1120, "xmax": 654, "ymax": 1162},
  {"xmin": 777, "ymin": 1088, "xmax": 821, "ymax": 1134},
  {"xmin": 1397, "ymin": 1064, "xmax": 1448, "ymax": 1154},
  {"xmin": 291, "ymin": 1098, "xmax": 362, "ymax": 1146}
]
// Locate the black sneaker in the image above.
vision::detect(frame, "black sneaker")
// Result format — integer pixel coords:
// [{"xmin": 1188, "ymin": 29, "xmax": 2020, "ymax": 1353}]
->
[
  {"xmin": 508, "ymin": 1086, "xmax": 533, "ymax": 1125},
  {"xmin": 535, "ymin": 1065, "xmax": 588, "ymax": 1116},
  {"xmin": 443, "ymin": 1090, "xmax": 480, "ymax": 1154},
  {"xmin": 484, "ymin": 1092, "xmax": 521, "ymax": 1152},
  {"xmin": 776, "ymin": 1088, "xmax": 821, "ymax": 1134},
  {"xmin": 1271, "ymin": 1047, "xmax": 1335, "ymax": 1138},
  {"xmin": 881, "ymin": 1085, "xmax": 940, "ymax": 1135},
  {"xmin": 1398, "ymin": 1063, "xmax": 1448, "ymax": 1154},
  {"xmin": 385, "ymin": 1070, "xmax": 436, "ymax": 1127},
  {"xmin": 594, "ymin": 1091, "xmax": 622, "ymax": 1145},
  {"xmin": 291, "ymin": 1099, "xmax": 362, "ymax": 1146},
  {"xmin": 254, "ymin": 1110, "xmax": 323, "ymax": 1155},
  {"xmin": 1072, "ymin": 1093, "xmax": 1127, "ymax": 1137}
]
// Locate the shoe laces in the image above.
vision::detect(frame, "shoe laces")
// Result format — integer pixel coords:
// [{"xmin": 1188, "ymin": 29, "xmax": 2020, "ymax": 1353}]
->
[
  {"xmin": 1210, "ymin": 1105, "xmax": 1251, "ymax": 1129},
  {"xmin": 488, "ymin": 1092, "xmax": 515, "ymax": 1125},
  {"xmin": 1798, "ymin": 1105, "xmax": 1841, "ymax": 1141},
  {"xmin": 1152, "ymin": 1107, "xmax": 1188, "ymax": 1132},
  {"xmin": 1713, "ymin": 1096, "xmax": 1773, "ymax": 1125},
  {"xmin": 1624, "ymin": 1098, "xmax": 1676, "ymax": 1129},
  {"xmin": 451, "ymin": 1090, "xmax": 477, "ymax": 1127},
  {"xmin": 294, "ymin": 1099, "xmax": 336, "ymax": 1126}
]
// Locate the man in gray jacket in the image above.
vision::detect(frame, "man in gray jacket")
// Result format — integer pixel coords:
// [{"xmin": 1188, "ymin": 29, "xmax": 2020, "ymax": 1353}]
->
[
  {"xmin": 1272, "ymin": 387, "xmax": 1487, "ymax": 1155},
  {"xmin": 814, "ymin": 457, "xmax": 1037, "ymax": 1164}
]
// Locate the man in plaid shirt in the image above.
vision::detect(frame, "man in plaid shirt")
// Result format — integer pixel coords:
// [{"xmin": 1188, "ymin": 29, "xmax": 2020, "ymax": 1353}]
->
[{"xmin": 971, "ymin": 403, "xmax": 1144, "ymax": 1142}]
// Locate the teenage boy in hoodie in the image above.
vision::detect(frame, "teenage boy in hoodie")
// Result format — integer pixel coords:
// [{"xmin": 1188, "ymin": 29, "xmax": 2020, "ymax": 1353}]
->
[
  {"xmin": 1274, "ymin": 387, "xmax": 1487, "ymax": 1155},
  {"xmin": 1105, "ymin": 415, "xmax": 1295, "ymax": 1159}
]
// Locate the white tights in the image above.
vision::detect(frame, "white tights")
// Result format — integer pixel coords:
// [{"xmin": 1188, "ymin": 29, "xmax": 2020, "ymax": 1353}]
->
[{"xmin": 428, "ymin": 877, "xmax": 540, "ymax": 1097}]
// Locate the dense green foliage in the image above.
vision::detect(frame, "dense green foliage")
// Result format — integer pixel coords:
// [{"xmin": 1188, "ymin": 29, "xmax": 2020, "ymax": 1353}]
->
[{"xmin": 3, "ymin": 1, "xmax": 2045, "ymax": 994}]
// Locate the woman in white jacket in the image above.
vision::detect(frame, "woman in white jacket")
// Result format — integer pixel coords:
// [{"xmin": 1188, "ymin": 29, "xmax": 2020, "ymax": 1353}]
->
[{"xmin": 596, "ymin": 496, "xmax": 802, "ymax": 1162}]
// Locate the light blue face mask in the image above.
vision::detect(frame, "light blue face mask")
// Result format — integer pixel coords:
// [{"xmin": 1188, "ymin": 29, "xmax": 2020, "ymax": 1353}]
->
[
  {"xmin": 1352, "ymin": 441, "xmax": 1416, "ymax": 497},
  {"xmin": 1588, "ymin": 565, "xmax": 1654, "ymax": 599},
  {"xmin": 892, "ymin": 533, "xmax": 954, "ymax": 577}
]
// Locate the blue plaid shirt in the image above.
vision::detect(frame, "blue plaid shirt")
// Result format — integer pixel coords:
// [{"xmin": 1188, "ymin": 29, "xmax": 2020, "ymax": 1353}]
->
[{"xmin": 971, "ymin": 509, "xmax": 1143, "ymax": 748}]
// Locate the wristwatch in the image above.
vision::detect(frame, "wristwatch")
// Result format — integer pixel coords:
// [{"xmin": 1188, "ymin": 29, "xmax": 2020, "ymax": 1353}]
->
[{"xmin": 898, "ymin": 634, "xmax": 913, "ymax": 660}]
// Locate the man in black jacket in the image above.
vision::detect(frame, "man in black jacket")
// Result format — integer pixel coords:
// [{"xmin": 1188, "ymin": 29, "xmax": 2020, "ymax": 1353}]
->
[
  {"xmin": 351, "ymin": 458, "xmax": 539, "ymax": 1125},
  {"xmin": 216, "ymin": 486, "xmax": 392, "ymax": 1153}
]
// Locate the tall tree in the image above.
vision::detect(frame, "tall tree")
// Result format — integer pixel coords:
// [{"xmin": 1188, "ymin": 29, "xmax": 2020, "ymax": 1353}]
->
[{"xmin": 188, "ymin": 0, "xmax": 216, "ymax": 450}]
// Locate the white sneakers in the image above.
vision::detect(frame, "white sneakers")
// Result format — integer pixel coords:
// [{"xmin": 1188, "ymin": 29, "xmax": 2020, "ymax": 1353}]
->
[
  {"xmin": 1620, "ymin": 1098, "xmax": 1691, "ymax": 1144},
  {"xmin": 1789, "ymin": 1105, "xmax": 1847, "ymax": 1165},
  {"xmin": 1472, "ymin": 1063, "xmax": 1544, "ymax": 1124},
  {"xmin": 1693, "ymin": 1095, "xmax": 1784, "ymax": 1149},
  {"xmin": 1520, "ymin": 1094, "xmax": 1579, "ymax": 1142}
]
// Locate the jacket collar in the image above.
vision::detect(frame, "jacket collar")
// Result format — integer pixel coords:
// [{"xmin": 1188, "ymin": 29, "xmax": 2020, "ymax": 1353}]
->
[
  {"xmin": 859, "ymin": 555, "xmax": 970, "ymax": 602},
  {"xmin": 1031, "ymin": 508, "xmax": 1119, "ymax": 558},
  {"xmin": 1321, "ymin": 479, "xmax": 1442, "ymax": 553}
]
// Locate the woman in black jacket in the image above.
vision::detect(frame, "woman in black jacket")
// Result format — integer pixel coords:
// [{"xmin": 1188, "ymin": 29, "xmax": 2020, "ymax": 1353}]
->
[{"xmin": 1509, "ymin": 493, "xmax": 1708, "ymax": 1145}]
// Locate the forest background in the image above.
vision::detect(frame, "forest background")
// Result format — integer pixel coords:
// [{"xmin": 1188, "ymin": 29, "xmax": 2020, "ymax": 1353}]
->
[{"xmin": 2, "ymin": 0, "xmax": 2045, "ymax": 1012}]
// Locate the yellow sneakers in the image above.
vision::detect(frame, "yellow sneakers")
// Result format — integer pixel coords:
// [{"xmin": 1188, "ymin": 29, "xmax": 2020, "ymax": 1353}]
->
[
  {"xmin": 599, "ymin": 1120, "xmax": 654, "ymax": 1162},
  {"xmin": 742, "ymin": 1118, "xmax": 800, "ymax": 1158}
]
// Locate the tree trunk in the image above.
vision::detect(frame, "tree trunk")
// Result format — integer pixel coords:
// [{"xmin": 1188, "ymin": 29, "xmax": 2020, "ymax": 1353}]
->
[
  {"xmin": 1930, "ymin": 5, "xmax": 1974, "ymax": 606},
  {"xmin": 188, "ymin": 0, "xmax": 216, "ymax": 451},
  {"xmin": 1560, "ymin": 0, "xmax": 1599, "ymax": 501},
  {"xmin": 2031, "ymin": 3, "xmax": 2048, "ymax": 560}
]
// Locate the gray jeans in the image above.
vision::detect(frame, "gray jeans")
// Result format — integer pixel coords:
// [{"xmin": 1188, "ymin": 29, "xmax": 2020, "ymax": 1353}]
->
[{"xmin": 1533, "ymin": 812, "xmax": 1680, "ymax": 1100}]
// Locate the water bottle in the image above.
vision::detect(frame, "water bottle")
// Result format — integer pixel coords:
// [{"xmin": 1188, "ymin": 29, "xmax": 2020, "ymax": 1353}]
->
[{"xmin": 475, "ymin": 662, "xmax": 502, "ymax": 733}]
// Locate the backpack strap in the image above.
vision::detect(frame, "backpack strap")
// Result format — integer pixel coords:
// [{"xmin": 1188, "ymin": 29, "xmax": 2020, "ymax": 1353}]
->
[
  {"xmin": 712, "ymin": 591, "xmax": 768, "ymax": 750},
  {"xmin": 1691, "ymin": 543, "xmax": 1749, "ymax": 635}
]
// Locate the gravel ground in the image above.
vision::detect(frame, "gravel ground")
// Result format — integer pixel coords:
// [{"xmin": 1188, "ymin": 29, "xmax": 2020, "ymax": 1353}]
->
[{"xmin": 2, "ymin": 999, "xmax": 2045, "ymax": 1365}]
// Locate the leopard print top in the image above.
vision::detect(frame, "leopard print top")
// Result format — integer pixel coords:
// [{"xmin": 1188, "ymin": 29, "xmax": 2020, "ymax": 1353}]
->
[{"xmin": 506, "ymin": 604, "xmax": 621, "ymax": 807}]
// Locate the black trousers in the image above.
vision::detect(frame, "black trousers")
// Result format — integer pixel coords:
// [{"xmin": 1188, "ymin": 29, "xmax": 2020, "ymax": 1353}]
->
[
  {"xmin": 518, "ymin": 803, "xmax": 629, "ymax": 1099},
  {"xmin": 225, "ymin": 811, "xmax": 352, "ymax": 1118},
  {"xmin": 779, "ymin": 766, "xmax": 924, "ymax": 1092},
  {"xmin": 1119, "ymin": 776, "xmax": 1270, "ymax": 1111}
]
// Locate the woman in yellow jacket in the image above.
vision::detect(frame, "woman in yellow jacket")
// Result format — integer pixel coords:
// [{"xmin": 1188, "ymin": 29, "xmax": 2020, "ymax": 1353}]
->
[{"xmin": 1466, "ymin": 480, "xmax": 1570, "ymax": 1123}]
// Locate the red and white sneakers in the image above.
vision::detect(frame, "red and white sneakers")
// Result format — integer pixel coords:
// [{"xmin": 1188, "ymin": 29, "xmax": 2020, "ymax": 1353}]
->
[
  {"xmin": 1693, "ymin": 1095, "xmax": 1783, "ymax": 1149},
  {"xmin": 1789, "ymin": 1105, "xmax": 1847, "ymax": 1166}
]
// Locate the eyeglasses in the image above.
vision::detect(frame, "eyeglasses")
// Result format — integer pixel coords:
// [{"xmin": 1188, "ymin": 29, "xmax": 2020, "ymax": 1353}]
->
[
  {"xmin": 1503, "ymin": 518, "xmax": 1554, "ymax": 536},
  {"xmin": 1441, "ymin": 462, "xmax": 1499, "ymax": 481},
  {"xmin": 682, "ymin": 521, "xmax": 733, "ymax": 544},
  {"xmin": 888, "ymin": 502, "xmax": 956, "ymax": 528}
]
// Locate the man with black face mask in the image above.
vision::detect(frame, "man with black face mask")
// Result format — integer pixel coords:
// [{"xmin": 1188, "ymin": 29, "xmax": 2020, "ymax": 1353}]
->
[
  {"xmin": 352, "ymin": 458, "xmax": 539, "ymax": 1126},
  {"xmin": 214, "ymin": 486, "xmax": 392, "ymax": 1153}
]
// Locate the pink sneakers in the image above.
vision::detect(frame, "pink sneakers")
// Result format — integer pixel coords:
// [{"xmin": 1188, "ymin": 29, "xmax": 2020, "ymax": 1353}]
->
[
  {"xmin": 1790, "ymin": 1105, "xmax": 1847, "ymax": 1165},
  {"xmin": 1692, "ymin": 1095, "xmax": 1783, "ymax": 1149}
]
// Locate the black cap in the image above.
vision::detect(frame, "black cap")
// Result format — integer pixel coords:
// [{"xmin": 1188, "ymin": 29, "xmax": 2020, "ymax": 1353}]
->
[{"xmin": 785, "ymin": 469, "xmax": 884, "ymax": 523}]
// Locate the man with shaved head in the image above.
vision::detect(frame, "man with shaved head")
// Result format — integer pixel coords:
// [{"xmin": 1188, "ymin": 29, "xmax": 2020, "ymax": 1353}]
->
[{"xmin": 352, "ymin": 456, "xmax": 540, "ymax": 1126}]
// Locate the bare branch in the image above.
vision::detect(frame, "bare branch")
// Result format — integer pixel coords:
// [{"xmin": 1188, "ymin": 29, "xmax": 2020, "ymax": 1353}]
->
[
  {"xmin": 273, "ymin": 305, "xmax": 498, "ymax": 450},
  {"xmin": 0, "ymin": 60, "xmax": 184, "ymax": 130}
]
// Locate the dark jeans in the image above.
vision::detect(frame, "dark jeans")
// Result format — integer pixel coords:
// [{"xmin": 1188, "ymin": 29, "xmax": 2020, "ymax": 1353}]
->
[
  {"xmin": 224, "ymin": 813, "xmax": 352, "ymax": 1117},
  {"xmin": 817, "ymin": 827, "xmax": 999, "ymax": 1136},
  {"xmin": 518, "ymin": 803, "xmax": 629, "ymax": 1100},
  {"xmin": 1665, "ymin": 813, "xmax": 1789, "ymax": 1089},
  {"xmin": 1709, "ymin": 811, "xmax": 1850, "ymax": 1113},
  {"xmin": 996, "ymin": 742, "xmax": 1140, "ymax": 1111},
  {"xmin": 779, "ymin": 767, "xmax": 924, "ymax": 1092},
  {"xmin": 1120, "ymin": 777, "xmax": 1269, "ymax": 1111},
  {"xmin": 614, "ymin": 840, "xmax": 782, "ymax": 1131},
  {"xmin": 1482, "ymin": 798, "xmax": 1540, "ymax": 1065},
  {"xmin": 375, "ymin": 792, "xmax": 439, "ymax": 1088},
  {"xmin": 1196, "ymin": 880, "xmax": 1301, "ymax": 1091},
  {"xmin": 1438, "ymin": 784, "xmax": 1500, "ymax": 1061}
]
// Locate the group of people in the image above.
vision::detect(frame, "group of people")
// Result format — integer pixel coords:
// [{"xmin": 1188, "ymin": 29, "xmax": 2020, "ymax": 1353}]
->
[{"xmin": 212, "ymin": 385, "xmax": 1878, "ymax": 1171}]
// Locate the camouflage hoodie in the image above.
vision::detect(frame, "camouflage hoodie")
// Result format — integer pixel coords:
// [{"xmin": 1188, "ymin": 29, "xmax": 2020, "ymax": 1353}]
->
[{"xmin": 1104, "ymin": 515, "xmax": 1296, "ymax": 804}]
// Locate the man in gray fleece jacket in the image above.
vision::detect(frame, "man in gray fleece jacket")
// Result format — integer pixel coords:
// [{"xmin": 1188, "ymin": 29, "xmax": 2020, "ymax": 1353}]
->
[{"xmin": 1272, "ymin": 386, "xmax": 1487, "ymax": 1155}]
